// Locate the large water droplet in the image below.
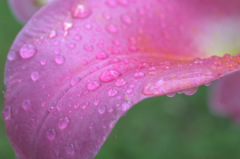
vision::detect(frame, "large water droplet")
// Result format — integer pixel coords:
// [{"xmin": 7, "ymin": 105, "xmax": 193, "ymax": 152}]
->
[
  {"xmin": 31, "ymin": 71, "xmax": 40, "ymax": 81},
  {"xmin": 58, "ymin": 117, "xmax": 70, "ymax": 130},
  {"xmin": 2, "ymin": 106, "xmax": 11, "ymax": 120},
  {"xmin": 22, "ymin": 100, "xmax": 31, "ymax": 110},
  {"xmin": 100, "ymin": 70, "xmax": 121, "ymax": 82},
  {"xmin": 55, "ymin": 55, "xmax": 65, "ymax": 65},
  {"xmin": 47, "ymin": 128, "xmax": 56, "ymax": 141},
  {"xmin": 98, "ymin": 106, "xmax": 106, "ymax": 115},
  {"xmin": 87, "ymin": 81, "xmax": 101, "ymax": 91},
  {"xmin": 71, "ymin": 4, "xmax": 92, "ymax": 19},
  {"xmin": 108, "ymin": 89, "xmax": 118, "ymax": 97},
  {"xmin": 66, "ymin": 144, "xmax": 75, "ymax": 155},
  {"xmin": 19, "ymin": 44, "xmax": 37, "ymax": 59}
]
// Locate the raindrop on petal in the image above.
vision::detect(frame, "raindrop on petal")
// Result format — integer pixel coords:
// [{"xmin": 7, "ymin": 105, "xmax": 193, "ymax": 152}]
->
[
  {"xmin": 98, "ymin": 106, "xmax": 106, "ymax": 115},
  {"xmin": 71, "ymin": 4, "xmax": 92, "ymax": 19},
  {"xmin": 108, "ymin": 89, "xmax": 118, "ymax": 97},
  {"xmin": 19, "ymin": 44, "xmax": 37, "ymax": 59},
  {"xmin": 58, "ymin": 117, "xmax": 70, "ymax": 130},
  {"xmin": 2, "ymin": 106, "xmax": 11, "ymax": 120},
  {"xmin": 55, "ymin": 55, "xmax": 65, "ymax": 65},
  {"xmin": 115, "ymin": 78, "xmax": 127, "ymax": 87},
  {"xmin": 106, "ymin": 24, "xmax": 118, "ymax": 34},
  {"xmin": 31, "ymin": 71, "xmax": 40, "ymax": 81},
  {"xmin": 66, "ymin": 144, "xmax": 75, "ymax": 155},
  {"xmin": 100, "ymin": 70, "xmax": 121, "ymax": 82},
  {"xmin": 47, "ymin": 129, "xmax": 56, "ymax": 141},
  {"xmin": 22, "ymin": 100, "xmax": 31, "ymax": 110},
  {"xmin": 87, "ymin": 81, "xmax": 101, "ymax": 91}
]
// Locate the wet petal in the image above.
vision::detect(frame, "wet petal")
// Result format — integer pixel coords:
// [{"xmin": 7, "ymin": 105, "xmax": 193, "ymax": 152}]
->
[
  {"xmin": 8, "ymin": 0, "xmax": 52, "ymax": 23},
  {"xmin": 210, "ymin": 71, "xmax": 240, "ymax": 122},
  {"xmin": 3, "ymin": 0, "xmax": 240, "ymax": 159}
]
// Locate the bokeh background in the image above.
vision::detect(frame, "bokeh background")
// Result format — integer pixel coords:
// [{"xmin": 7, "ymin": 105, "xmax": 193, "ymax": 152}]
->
[{"xmin": 1, "ymin": 1, "xmax": 240, "ymax": 159}]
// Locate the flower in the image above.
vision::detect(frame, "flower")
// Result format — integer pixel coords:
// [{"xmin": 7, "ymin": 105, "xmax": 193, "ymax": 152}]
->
[{"xmin": 2, "ymin": 0, "xmax": 240, "ymax": 158}]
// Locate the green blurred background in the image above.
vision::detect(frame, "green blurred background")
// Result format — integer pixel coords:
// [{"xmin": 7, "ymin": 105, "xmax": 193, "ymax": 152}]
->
[{"xmin": 1, "ymin": 1, "xmax": 240, "ymax": 159}]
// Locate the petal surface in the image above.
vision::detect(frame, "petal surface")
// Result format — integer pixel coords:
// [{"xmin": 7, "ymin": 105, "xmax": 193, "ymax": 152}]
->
[
  {"xmin": 210, "ymin": 71, "xmax": 240, "ymax": 122},
  {"xmin": 8, "ymin": 0, "xmax": 52, "ymax": 23},
  {"xmin": 2, "ymin": 0, "xmax": 240, "ymax": 159}
]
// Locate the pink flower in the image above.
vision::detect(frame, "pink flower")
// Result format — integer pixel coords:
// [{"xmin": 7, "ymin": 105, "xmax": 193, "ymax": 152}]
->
[{"xmin": 3, "ymin": 0, "xmax": 240, "ymax": 158}]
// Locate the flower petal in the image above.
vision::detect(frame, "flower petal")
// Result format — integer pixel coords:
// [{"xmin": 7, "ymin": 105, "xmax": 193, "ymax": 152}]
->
[
  {"xmin": 3, "ymin": 0, "xmax": 240, "ymax": 159},
  {"xmin": 8, "ymin": 0, "xmax": 52, "ymax": 23},
  {"xmin": 209, "ymin": 71, "xmax": 240, "ymax": 122}
]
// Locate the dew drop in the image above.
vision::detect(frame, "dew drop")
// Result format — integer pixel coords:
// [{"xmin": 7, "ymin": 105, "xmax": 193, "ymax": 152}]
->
[
  {"xmin": 47, "ymin": 129, "xmax": 56, "ymax": 141},
  {"xmin": 126, "ymin": 88, "xmax": 133, "ymax": 94},
  {"xmin": 83, "ymin": 44, "xmax": 94, "ymax": 52},
  {"xmin": 40, "ymin": 59, "xmax": 46, "ymax": 65},
  {"xmin": 87, "ymin": 81, "xmax": 101, "ymax": 91},
  {"xmin": 115, "ymin": 78, "xmax": 127, "ymax": 87},
  {"xmin": 71, "ymin": 4, "xmax": 92, "ymax": 19},
  {"xmin": 31, "ymin": 71, "xmax": 40, "ymax": 81},
  {"xmin": 166, "ymin": 92, "xmax": 176, "ymax": 97},
  {"xmin": 121, "ymin": 15, "xmax": 132, "ymax": 25},
  {"xmin": 106, "ymin": 24, "xmax": 118, "ymax": 34},
  {"xmin": 98, "ymin": 106, "xmax": 106, "ymax": 115},
  {"xmin": 7, "ymin": 51, "xmax": 17, "ymax": 61},
  {"xmin": 66, "ymin": 144, "xmax": 75, "ymax": 155},
  {"xmin": 94, "ymin": 99, "xmax": 100, "ymax": 106},
  {"xmin": 182, "ymin": 87, "xmax": 199, "ymax": 96},
  {"xmin": 122, "ymin": 102, "xmax": 131, "ymax": 112},
  {"xmin": 49, "ymin": 30, "xmax": 57, "ymax": 39},
  {"xmin": 63, "ymin": 22, "xmax": 73, "ymax": 31},
  {"xmin": 81, "ymin": 102, "xmax": 89, "ymax": 110},
  {"xmin": 58, "ymin": 117, "xmax": 70, "ymax": 130},
  {"xmin": 2, "ymin": 106, "xmax": 11, "ymax": 121},
  {"xmin": 55, "ymin": 55, "xmax": 65, "ymax": 65},
  {"xmin": 96, "ymin": 52, "xmax": 108, "ymax": 60},
  {"xmin": 19, "ymin": 44, "xmax": 37, "ymax": 59},
  {"xmin": 108, "ymin": 89, "xmax": 118, "ymax": 97},
  {"xmin": 70, "ymin": 78, "xmax": 80, "ymax": 86},
  {"xmin": 100, "ymin": 70, "xmax": 121, "ymax": 82},
  {"xmin": 74, "ymin": 35, "xmax": 82, "ymax": 41},
  {"xmin": 134, "ymin": 72, "xmax": 145, "ymax": 78},
  {"xmin": 22, "ymin": 100, "xmax": 31, "ymax": 110}
]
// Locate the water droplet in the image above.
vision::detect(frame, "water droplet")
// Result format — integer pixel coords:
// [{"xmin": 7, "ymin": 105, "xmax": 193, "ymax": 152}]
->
[
  {"xmin": 94, "ymin": 99, "xmax": 100, "ymax": 106},
  {"xmin": 106, "ymin": 24, "xmax": 118, "ymax": 33},
  {"xmin": 40, "ymin": 59, "xmax": 46, "ymax": 65},
  {"xmin": 7, "ymin": 51, "xmax": 17, "ymax": 61},
  {"xmin": 71, "ymin": 4, "xmax": 92, "ymax": 19},
  {"xmin": 2, "ymin": 106, "xmax": 11, "ymax": 120},
  {"xmin": 96, "ymin": 52, "xmax": 108, "ymax": 60},
  {"xmin": 134, "ymin": 72, "xmax": 145, "ymax": 78},
  {"xmin": 70, "ymin": 78, "xmax": 80, "ymax": 86},
  {"xmin": 121, "ymin": 15, "xmax": 132, "ymax": 25},
  {"xmin": 55, "ymin": 55, "xmax": 65, "ymax": 65},
  {"xmin": 81, "ymin": 102, "xmax": 89, "ymax": 109},
  {"xmin": 83, "ymin": 44, "xmax": 94, "ymax": 52},
  {"xmin": 122, "ymin": 102, "xmax": 131, "ymax": 112},
  {"xmin": 106, "ymin": 0, "xmax": 118, "ymax": 7},
  {"xmin": 115, "ymin": 78, "xmax": 127, "ymax": 87},
  {"xmin": 166, "ymin": 92, "xmax": 176, "ymax": 97},
  {"xmin": 31, "ymin": 71, "xmax": 40, "ymax": 81},
  {"xmin": 58, "ymin": 117, "xmax": 70, "ymax": 130},
  {"xmin": 81, "ymin": 60, "xmax": 88, "ymax": 65},
  {"xmin": 74, "ymin": 35, "xmax": 82, "ymax": 41},
  {"xmin": 98, "ymin": 106, "xmax": 106, "ymax": 115},
  {"xmin": 19, "ymin": 44, "xmax": 37, "ymax": 59},
  {"xmin": 47, "ymin": 129, "xmax": 56, "ymax": 141},
  {"xmin": 100, "ymin": 70, "xmax": 121, "ymax": 82},
  {"xmin": 87, "ymin": 81, "xmax": 101, "ymax": 91},
  {"xmin": 22, "ymin": 100, "xmax": 31, "ymax": 110},
  {"xmin": 49, "ymin": 30, "xmax": 57, "ymax": 38},
  {"xmin": 66, "ymin": 144, "xmax": 75, "ymax": 155},
  {"xmin": 108, "ymin": 89, "xmax": 118, "ymax": 97},
  {"xmin": 126, "ymin": 88, "xmax": 133, "ymax": 94},
  {"xmin": 118, "ymin": 0, "xmax": 129, "ymax": 6},
  {"xmin": 63, "ymin": 22, "xmax": 73, "ymax": 31},
  {"xmin": 84, "ymin": 23, "xmax": 92, "ymax": 30},
  {"xmin": 182, "ymin": 87, "xmax": 199, "ymax": 96}
]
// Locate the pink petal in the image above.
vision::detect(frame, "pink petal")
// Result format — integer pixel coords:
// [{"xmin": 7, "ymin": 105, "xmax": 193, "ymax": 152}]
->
[
  {"xmin": 3, "ymin": 0, "xmax": 240, "ymax": 159},
  {"xmin": 210, "ymin": 71, "xmax": 240, "ymax": 122},
  {"xmin": 8, "ymin": 0, "xmax": 52, "ymax": 23}
]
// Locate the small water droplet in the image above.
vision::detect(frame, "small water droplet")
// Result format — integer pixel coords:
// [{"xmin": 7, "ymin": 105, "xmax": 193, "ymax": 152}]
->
[
  {"xmin": 70, "ymin": 78, "xmax": 80, "ymax": 86},
  {"xmin": 19, "ymin": 44, "xmax": 37, "ymax": 59},
  {"xmin": 106, "ymin": 24, "xmax": 118, "ymax": 33},
  {"xmin": 71, "ymin": 4, "xmax": 92, "ymax": 19},
  {"xmin": 87, "ymin": 81, "xmax": 101, "ymax": 91},
  {"xmin": 66, "ymin": 144, "xmax": 75, "ymax": 155},
  {"xmin": 134, "ymin": 72, "xmax": 145, "ymax": 78},
  {"xmin": 55, "ymin": 55, "xmax": 65, "ymax": 65},
  {"xmin": 74, "ymin": 35, "xmax": 82, "ymax": 41},
  {"xmin": 166, "ymin": 92, "xmax": 176, "ymax": 97},
  {"xmin": 22, "ymin": 100, "xmax": 31, "ymax": 110},
  {"xmin": 83, "ymin": 44, "xmax": 94, "ymax": 52},
  {"xmin": 7, "ymin": 51, "xmax": 17, "ymax": 61},
  {"xmin": 100, "ymin": 70, "xmax": 121, "ymax": 82},
  {"xmin": 96, "ymin": 52, "xmax": 108, "ymax": 60},
  {"xmin": 98, "ymin": 106, "xmax": 106, "ymax": 115},
  {"xmin": 84, "ymin": 23, "xmax": 92, "ymax": 30},
  {"xmin": 106, "ymin": 0, "xmax": 118, "ymax": 7},
  {"xmin": 81, "ymin": 102, "xmax": 89, "ymax": 110},
  {"xmin": 126, "ymin": 88, "xmax": 133, "ymax": 94},
  {"xmin": 49, "ymin": 30, "xmax": 57, "ymax": 38},
  {"xmin": 121, "ymin": 15, "xmax": 132, "ymax": 25},
  {"xmin": 58, "ymin": 117, "xmax": 70, "ymax": 130},
  {"xmin": 47, "ymin": 129, "xmax": 56, "ymax": 141},
  {"xmin": 40, "ymin": 59, "xmax": 46, "ymax": 65},
  {"xmin": 31, "ymin": 71, "xmax": 40, "ymax": 81},
  {"xmin": 122, "ymin": 102, "xmax": 131, "ymax": 112},
  {"xmin": 94, "ymin": 99, "xmax": 100, "ymax": 106},
  {"xmin": 63, "ymin": 22, "xmax": 73, "ymax": 31},
  {"xmin": 2, "ymin": 106, "xmax": 11, "ymax": 120},
  {"xmin": 108, "ymin": 89, "xmax": 118, "ymax": 97},
  {"xmin": 115, "ymin": 78, "xmax": 127, "ymax": 87}
]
